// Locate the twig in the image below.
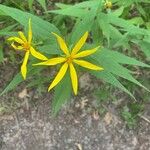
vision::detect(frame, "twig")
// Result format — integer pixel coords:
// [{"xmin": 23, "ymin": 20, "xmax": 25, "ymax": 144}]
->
[{"xmin": 138, "ymin": 114, "xmax": 150, "ymax": 124}]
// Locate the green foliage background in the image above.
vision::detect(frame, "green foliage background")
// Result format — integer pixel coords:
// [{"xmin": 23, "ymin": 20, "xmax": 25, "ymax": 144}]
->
[{"xmin": 0, "ymin": 0, "xmax": 149, "ymax": 116}]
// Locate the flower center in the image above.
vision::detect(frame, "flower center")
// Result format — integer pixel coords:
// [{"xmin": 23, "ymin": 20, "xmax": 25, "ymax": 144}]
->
[
  {"xmin": 66, "ymin": 56, "xmax": 73, "ymax": 64},
  {"xmin": 23, "ymin": 42, "xmax": 30, "ymax": 51}
]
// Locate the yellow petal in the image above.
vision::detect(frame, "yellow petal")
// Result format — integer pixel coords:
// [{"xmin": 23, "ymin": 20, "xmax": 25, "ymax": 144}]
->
[
  {"xmin": 48, "ymin": 63, "xmax": 68, "ymax": 91},
  {"xmin": 74, "ymin": 46, "xmax": 100, "ymax": 58},
  {"xmin": 69, "ymin": 63, "xmax": 78, "ymax": 95},
  {"xmin": 28, "ymin": 18, "xmax": 32, "ymax": 44},
  {"xmin": 18, "ymin": 31, "xmax": 27, "ymax": 42},
  {"xmin": 7, "ymin": 37, "xmax": 24, "ymax": 44},
  {"xmin": 71, "ymin": 32, "xmax": 88, "ymax": 55},
  {"xmin": 30, "ymin": 47, "xmax": 48, "ymax": 61},
  {"xmin": 11, "ymin": 42, "xmax": 23, "ymax": 50},
  {"xmin": 52, "ymin": 32, "xmax": 70, "ymax": 56},
  {"xmin": 33, "ymin": 57, "xmax": 66, "ymax": 66},
  {"xmin": 73, "ymin": 59, "xmax": 104, "ymax": 71},
  {"xmin": 21, "ymin": 51, "xmax": 30, "ymax": 80}
]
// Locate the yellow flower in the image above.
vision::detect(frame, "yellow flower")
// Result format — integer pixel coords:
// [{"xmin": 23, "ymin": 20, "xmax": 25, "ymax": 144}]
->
[
  {"xmin": 33, "ymin": 32, "xmax": 104, "ymax": 95},
  {"xmin": 104, "ymin": 0, "xmax": 112, "ymax": 9},
  {"xmin": 7, "ymin": 19, "xmax": 48, "ymax": 79}
]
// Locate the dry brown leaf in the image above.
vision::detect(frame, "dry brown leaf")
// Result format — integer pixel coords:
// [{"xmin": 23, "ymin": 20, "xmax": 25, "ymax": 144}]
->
[
  {"xmin": 75, "ymin": 143, "xmax": 82, "ymax": 150},
  {"xmin": 104, "ymin": 112, "xmax": 112, "ymax": 125},
  {"xmin": 93, "ymin": 110, "xmax": 99, "ymax": 120},
  {"xmin": 18, "ymin": 88, "xmax": 28, "ymax": 99},
  {"xmin": 75, "ymin": 102, "xmax": 80, "ymax": 108},
  {"xmin": 75, "ymin": 97, "xmax": 88, "ymax": 109},
  {"xmin": 80, "ymin": 99, "xmax": 88, "ymax": 109}
]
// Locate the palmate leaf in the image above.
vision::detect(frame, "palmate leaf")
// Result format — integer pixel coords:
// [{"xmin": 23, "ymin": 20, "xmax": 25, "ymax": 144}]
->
[
  {"xmin": 89, "ymin": 48, "xmax": 149, "ymax": 97},
  {"xmin": 97, "ymin": 12, "xmax": 150, "ymax": 58},
  {"xmin": 0, "ymin": 4, "xmax": 59, "ymax": 40}
]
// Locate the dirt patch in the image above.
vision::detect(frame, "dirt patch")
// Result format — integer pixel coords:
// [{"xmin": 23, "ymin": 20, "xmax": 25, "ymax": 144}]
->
[{"xmin": 0, "ymin": 66, "xmax": 150, "ymax": 150}]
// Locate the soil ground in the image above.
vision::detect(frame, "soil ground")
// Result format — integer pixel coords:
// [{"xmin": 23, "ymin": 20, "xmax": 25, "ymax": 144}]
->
[{"xmin": 0, "ymin": 62, "xmax": 150, "ymax": 150}]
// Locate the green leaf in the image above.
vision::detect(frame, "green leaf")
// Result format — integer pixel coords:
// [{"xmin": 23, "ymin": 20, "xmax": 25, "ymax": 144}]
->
[
  {"xmin": 0, "ymin": 24, "xmax": 17, "ymax": 36},
  {"xmin": 0, "ymin": 67, "xmax": 44, "ymax": 96},
  {"xmin": 88, "ymin": 48, "xmax": 149, "ymax": 95},
  {"xmin": 97, "ymin": 57, "xmax": 148, "ymax": 91},
  {"xmin": 91, "ymin": 70, "xmax": 134, "ymax": 98},
  {"xmin": 105, "ymin": 13, "xmax": 150, "ymax": 36},
  {"xmin": 98, "ymin": 13, "xmax": 111, "ymax": 45},
  {"xmin": 128, "ymin": 17, "xmax": 144, "ymax": 25},
  {"xmin": 101, "ymin": 48, "xmax": 150, "ymax": 67},
  {"xmin": 70, "ymin": 1, "xmax": 102, "ymax": 43},
  {"xmin": 132, "ymin": 39, "xmax": 150, "ymax": 58},
  {"xmin": 0, "ymin": 73, "xmax": 23, "ymax": 96},
  {"xmin": 38, "ymin": 44, "xmax": 59, "ymax": 55},
  {"xmin": 49, "ymin": 7, "xmax": 87, "ymax": 17},
  {"xmin": 37, "ymin": 0, "xmax": 47, "ymax": 11},
  {"xmin": 112, "ymin": 6, "xmax": 124, "ymax": 17},
  {"xmin": 48, "ymin": 0, "xmax": 99, "ymax": 18},
  {"xmin": 139, "ymin": 41, "xmax": 150, "ymax": 58},
  {"xmin": 28, "ymin": 0, "xmax": 34, "ymax": 12},
  {"xmin": 55, "ymin": 3, "xmax": 71, "ymax": 9},
  {"xmin": 52, "ymin": 72, "xmax": 72, "ymax": 115},
  {"xmin": 0, "ymin": 5, "xmax": 59, "ymax": 40},
  {"xmin": 0, "ymin": 45, "xmax": 4, "ymax": 63}
]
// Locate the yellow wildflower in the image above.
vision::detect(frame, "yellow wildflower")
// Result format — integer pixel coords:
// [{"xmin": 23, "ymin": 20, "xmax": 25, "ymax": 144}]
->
[
  {"xmin": 7, "ymin": 19, "xmax": 48, "ymax": 79},
  {"xmin": 33, "ymin": 32, "xmax": 104, "ymax": 95},
  {"xmin": 104, "ymin": 0, "xmax": 112, "ymax": 9}
]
